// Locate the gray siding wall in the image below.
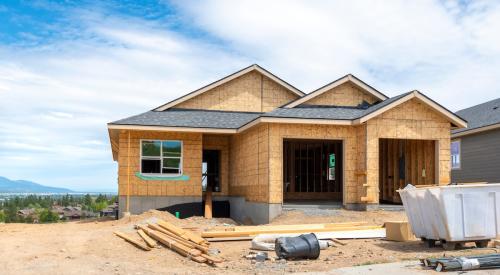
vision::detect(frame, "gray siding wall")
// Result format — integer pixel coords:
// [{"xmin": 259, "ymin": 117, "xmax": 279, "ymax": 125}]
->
[{"xmin": 451, "ymin": 129, "xmax": 500, "ymax": 183}]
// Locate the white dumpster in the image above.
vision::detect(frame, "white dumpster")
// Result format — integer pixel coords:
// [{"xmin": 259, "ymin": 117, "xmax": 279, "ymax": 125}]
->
[{"xmin": 399, "ymin": 184, "xmax": 500, "ymax": 243}]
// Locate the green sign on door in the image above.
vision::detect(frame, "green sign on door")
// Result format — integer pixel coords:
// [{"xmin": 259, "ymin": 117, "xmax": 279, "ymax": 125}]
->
[{"xmin": 329, "ymin": 153, "xmax": 336, "ymax": 168}]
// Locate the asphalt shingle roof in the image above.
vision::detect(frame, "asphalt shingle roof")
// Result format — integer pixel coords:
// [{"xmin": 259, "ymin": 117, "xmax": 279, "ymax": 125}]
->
[
  {"xmin": 110, "ymin": 109, "xmax": 261, "ymax": 129},
  {"xmin": 110, "ymin": 92, "xmax": 433, "ymax": 129},
  {"xmin": 452, "ymin": 98, "xmax": 500, "ymax": 134}
]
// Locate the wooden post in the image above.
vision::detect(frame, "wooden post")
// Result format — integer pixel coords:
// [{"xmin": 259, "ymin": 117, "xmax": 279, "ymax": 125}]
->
[
  {"xmin": 126, "ymin": 131, "xmax": 131, "ymax": 213},
  {"xmin": 205, "ymin": 190, "xmax": 212, "ymax": 219}
]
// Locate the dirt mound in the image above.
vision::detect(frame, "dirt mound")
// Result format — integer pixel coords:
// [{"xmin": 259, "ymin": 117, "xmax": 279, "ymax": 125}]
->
[{"xmin": 113, "ymin": 209, "xmax": 238, "ymax": 231}]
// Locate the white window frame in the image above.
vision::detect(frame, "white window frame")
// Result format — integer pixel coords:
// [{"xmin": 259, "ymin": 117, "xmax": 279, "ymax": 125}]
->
[
  {"xmin": 140, "ymin": 139, "xmax": 183, "ymax": 176},
  {"xmin": 451, "ymin": 139, "xmax": 461, "ymax": 170}
]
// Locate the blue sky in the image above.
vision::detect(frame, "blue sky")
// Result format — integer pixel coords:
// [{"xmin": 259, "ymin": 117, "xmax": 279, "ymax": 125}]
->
[{"xmin": 0, "ymin": 0, "xmax": 499, "ymax": 191}]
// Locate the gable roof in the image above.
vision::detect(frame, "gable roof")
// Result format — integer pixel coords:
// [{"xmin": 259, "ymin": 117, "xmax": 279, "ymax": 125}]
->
[
  {"xmin": 283, "ymin": 74, "xmax": 388, "ymax": 108},
  {"xmin": 452, "ymin": 97, "xmax": 500, "ymax": 138},
  {"xmin": 110, "ymin": 91, "xmax": 466, "ymax": 132},
  {"xmin": 154, "ymin": 64, "xmax": 305, "ymax": 111}
]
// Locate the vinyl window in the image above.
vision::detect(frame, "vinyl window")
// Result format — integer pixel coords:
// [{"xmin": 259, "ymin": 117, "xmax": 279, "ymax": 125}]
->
[
  {"xmin": 140, "ymin": 140, "xmax": 182, "ymax": 175},
  {"xmin": 451, "ymin": 140, "xmax": 460, "ymax": 170}
]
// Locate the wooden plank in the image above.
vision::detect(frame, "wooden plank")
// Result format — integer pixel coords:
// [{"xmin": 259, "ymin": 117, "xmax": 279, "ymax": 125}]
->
[
  {"xmin": 157, "ymin": 219, "xmax": 207, "ymax": 245},
  {"xmin": 143, "ymin": 228, "xmax": 207, "ymax": 263},
  {"xmin": 137, "ymin": 229, "xmax": 157, "ymax": 248},
  {"xmin": 145, "ymin": 224, "xmax": 209, "ymax": 253},
  {"xmin": 114, "ymin": 231, "xmax": 151, "ymax": 251},
  {"xmin": 202, "ymin": 225, "xmax": 383, "ymax": 238},
  {"xmin": 231, "ymin": 221, "xmax": 369, "ymax": 232},
  {"xmin": 204, "ymin": 190, "xmax": 212, "ymax": 219}
]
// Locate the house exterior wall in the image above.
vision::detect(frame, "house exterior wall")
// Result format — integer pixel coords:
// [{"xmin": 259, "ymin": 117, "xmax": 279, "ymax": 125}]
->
[
  {"xmin": 117, "ymin": 130, "xmax": 202, "ymax": 198},
  {"xmin": 228, "ymin": 124, "xmax": 270, "ymax": 203},
  {"xmin": 174, "ymin": 71, "xmax": 299, "ymax": 112},
  {"xmin": 202, "ymin": 134, "xmax": 230, "ymax": 196},
  {"xmin": 301, "ymin": 83, "xmax": 379, "ymax": 107},
  {"xmin": 364, "ymin": 98, "xmax": 451, "ymax": 203},
  {"xmin": 451, "ymin": 129, "xmax": 500, "ymax": 183}
]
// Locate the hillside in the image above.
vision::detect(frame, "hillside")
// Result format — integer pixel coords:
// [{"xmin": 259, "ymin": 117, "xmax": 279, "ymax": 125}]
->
[{"xmin": 0, "ymin": 176, "xmax": 74, "ymax": 193}]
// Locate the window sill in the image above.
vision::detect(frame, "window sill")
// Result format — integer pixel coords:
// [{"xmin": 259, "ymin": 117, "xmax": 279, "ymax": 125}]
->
[{"xmin": 135, "ymin": 172, "xmax": 190, "ymax": 181}]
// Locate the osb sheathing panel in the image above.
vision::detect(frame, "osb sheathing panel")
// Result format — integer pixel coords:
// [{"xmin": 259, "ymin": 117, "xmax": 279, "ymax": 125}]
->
[
  {"xmin": 267, "ymin": 123, "xmax": 361, "ymax": 204},
  {"xmin": 202, "ymin": 134, "xmax": 230, "ymax": 196},
  {"xmin": 228, "ymin": 124, "xmax": 270, "ymax": 203},
  {"xmin": 117, "ymin": 130, "xmax": 202, "ymax": 197},
  {"xmin": 301, "ymin": 82, "xmax": 379, "ymax": 107},
  {"xmin": 174, "ymin": 71, "xmax": 299, "ymax": 112},
  {"xmin": 363, "ymin": 98, "xmax": 452, "ymax": 203}
]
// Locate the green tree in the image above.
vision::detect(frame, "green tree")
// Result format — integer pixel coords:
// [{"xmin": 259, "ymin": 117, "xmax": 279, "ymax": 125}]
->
[
  {"xmin": 39, "ymin": 209, "xmax": 59, "ymax": 223},
  {"xmin": 0, "ymin": 210, "xmax": 5, "ymax": 223},
  {"xmin": 84, "ymin": 194, "xmax": 92, "ymax": 207}
]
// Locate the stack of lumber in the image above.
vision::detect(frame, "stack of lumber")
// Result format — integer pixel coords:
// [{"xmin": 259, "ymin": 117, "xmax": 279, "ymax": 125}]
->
[
  {"xmin": 114, "ymin": 219, "xmax": 222, "ymax": 265},
  {"xmin": 421, "ymin": 253, "xmax": 500, "ymax": 272},
  {"xmin": 202, "ymin": 222, "xmax": 385, "ymax": 241}
]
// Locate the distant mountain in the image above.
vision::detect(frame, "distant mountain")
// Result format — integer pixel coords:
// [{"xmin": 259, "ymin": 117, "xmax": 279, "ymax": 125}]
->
[{"xmin": 0, "ymin": 176, "xmax": 74, "ymax": 193}]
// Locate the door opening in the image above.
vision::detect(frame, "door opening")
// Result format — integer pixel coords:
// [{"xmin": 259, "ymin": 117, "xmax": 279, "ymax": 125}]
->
[
  {"xmin": 202, "ymin": 150, "xmax": 220, "ymax": 192},
  {"xmin": 283, "ymin": 139, "xmax": 343, "ymax": 201},
  {"xmin": 379, "ymin": 139, "xmax": 436, "ymax": 204}
]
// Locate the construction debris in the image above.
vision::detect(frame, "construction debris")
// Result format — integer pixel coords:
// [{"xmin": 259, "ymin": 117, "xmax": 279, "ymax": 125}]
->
[
  {"xmin": 114, "ymin": 231, "xmax": 152, "ymax": 251},
  {"xmin": 421, "ymin": 253, "xmax": 500, "ymax": 272},
  {"xmin": 252, "ymin": 234, "xmax": 333, "ymax": 251},
  {"xmin": 115, "ymin": 219, "xmax": 222, "ymax": 266},
  {"xmin": 275, "ymin": 233, "xmax": 321, "ymax": 260},
  {"xmin": 202, "ymin": 222, "xmax": 383, "ymax": 239}
]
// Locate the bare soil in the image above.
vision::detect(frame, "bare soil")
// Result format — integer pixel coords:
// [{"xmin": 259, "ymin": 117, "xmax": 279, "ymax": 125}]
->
[{"xmin": 0, "ymin": 209, "xmax": 497, "ymax": 275}]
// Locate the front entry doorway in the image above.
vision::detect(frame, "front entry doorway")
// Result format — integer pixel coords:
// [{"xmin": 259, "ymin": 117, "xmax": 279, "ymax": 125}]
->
[
  {"xmin": 283, "ymin": 139, "xmax": 343, "ymax": 202},
  {"xmin": 202, "ymin": 150, "xmax": 220, "ymax": 192}
]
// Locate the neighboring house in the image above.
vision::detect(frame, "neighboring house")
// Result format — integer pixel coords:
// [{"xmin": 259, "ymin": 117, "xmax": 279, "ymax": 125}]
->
[
  {"xmin": 107, "ymin": 64, "xmax": 467, "ymax": 224},
  {"xmin": 451, "ymin": 98, "xmax": 500, "ymax": 184}
]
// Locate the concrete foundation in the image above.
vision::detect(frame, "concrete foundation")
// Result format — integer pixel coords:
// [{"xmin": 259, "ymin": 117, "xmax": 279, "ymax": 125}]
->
[
  {"xmin": 118, "ymin": 196, "xmax": 201, "ymax": 217},
  {"xmin": 344, "ymin": 203, "xmax": 380, "ymax": 211},
  {"xmin": 226, "ymin": 196, "xmax": 281, "ymax": 225}
]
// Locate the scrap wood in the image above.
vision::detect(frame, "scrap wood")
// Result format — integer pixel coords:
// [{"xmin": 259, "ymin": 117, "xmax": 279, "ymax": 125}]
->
[
  {"xmin": 157, "ymin": 219, "xmax": 207, "ymax": 245},
  {"xmin": 206, "ymin": 236, "xmax": 254, "ymax": 242},
  {"xmin": 144, "ymin": 223, "xmax": 209, "ymax": 253},
  {"xmin": 137, "ymin": 229, "xmax": 157, "ymax": 248},
  {"xmin": 331, "ymin": 238, "xmax": 347, "ymax": 246},
  {"xmin": 224, "ymin": 221, "xmax": 368, "ymax": 232},
  {"xmin": 143, "ymin": 227, "xmax": 223, "ymax": 265},
  {"xmin": 114, "ymin": 231, "xmax": 151, "ymax": 251},
  {"xmin": 143, "ymin": 227, "xmax": 206, "ymax": 263},
  {"xmin": 202, "ymin": 225, "xmax": 383, "ymax": 238}
]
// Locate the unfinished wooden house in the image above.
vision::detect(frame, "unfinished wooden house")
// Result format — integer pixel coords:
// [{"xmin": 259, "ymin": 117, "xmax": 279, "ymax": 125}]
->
[{"xmin": 107, "ymin": 64, "xmax": 467, "ymax": 224}]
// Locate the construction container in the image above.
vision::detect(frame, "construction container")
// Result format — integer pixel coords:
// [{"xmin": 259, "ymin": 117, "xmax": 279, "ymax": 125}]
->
[{"xmin": 398, "ymin": 184, "xmax": 500, "ymax": 243}]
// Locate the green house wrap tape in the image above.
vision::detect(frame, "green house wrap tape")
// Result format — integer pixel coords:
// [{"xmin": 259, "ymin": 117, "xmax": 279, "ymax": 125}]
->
[{"xmin": 135, "ymin": 172, "xmax": 190, "ymax": 181}]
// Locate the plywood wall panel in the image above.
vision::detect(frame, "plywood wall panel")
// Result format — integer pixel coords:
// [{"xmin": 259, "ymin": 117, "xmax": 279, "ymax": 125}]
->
[
  {"xmin": 301, "ymin": 83, "xmax": 379, "ymax": 107},
  {"xmin": 174, "ymin": 71, "xmax": 299, "ymax": 112}
]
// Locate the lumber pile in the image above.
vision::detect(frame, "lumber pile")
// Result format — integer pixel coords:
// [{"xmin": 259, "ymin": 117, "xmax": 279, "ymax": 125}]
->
[
  {"xmin": 421, "ymin": 253, "xmax": 500, "ymax": 272},
  {"xmin": 114, "ymin": 219, "xmax": 222, "ymax": 266},
  {"xmin": 202, "ymin": 222, "xmax": 385, "ymax": 240}
]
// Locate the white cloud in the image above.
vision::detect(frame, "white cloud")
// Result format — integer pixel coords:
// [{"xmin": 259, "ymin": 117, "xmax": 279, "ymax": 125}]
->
[{"xmin": 173, "ymin": 0, "xmax": 500, "ymax": 109}]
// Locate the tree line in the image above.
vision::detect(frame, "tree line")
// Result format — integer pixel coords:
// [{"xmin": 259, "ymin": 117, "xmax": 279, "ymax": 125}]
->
[{"xmin": 0, "ymin": 194, "xmax": 117, "ymax": 223}]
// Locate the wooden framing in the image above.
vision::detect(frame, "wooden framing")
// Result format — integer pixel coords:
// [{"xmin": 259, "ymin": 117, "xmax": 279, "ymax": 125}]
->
[
  {"xmin": 378, "ymin": 138, "xmax": 436, "ymax": 203},
  {"xmin": 283, "ymin": 139, "xmax": 343, "ymax": 201}
]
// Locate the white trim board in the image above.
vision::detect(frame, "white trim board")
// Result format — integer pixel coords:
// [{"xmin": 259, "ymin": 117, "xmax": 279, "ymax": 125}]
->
[
  {"xmin": 451, "ymin": 123, "xmax": 500, "ymax": 138},
  {"xmin": 154, "ymin": 64, "xmax": 304, "ymax": 111},
  {"xmin": 284, "ymin": 74, "xmax": 388, "ymax": 108}
]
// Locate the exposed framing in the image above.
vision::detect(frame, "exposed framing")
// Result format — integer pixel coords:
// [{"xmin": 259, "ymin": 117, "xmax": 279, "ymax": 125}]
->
[
  {"xmin": 139, "ymin": 139, "xmax": 183, "ymax": 177},
  {"xmin": 154, "ymin": 64, "xmax": 305, "ymax": 111},
  {"xmin": 284, "ymin": 74, "xmax": 388, "ymax": 108}
]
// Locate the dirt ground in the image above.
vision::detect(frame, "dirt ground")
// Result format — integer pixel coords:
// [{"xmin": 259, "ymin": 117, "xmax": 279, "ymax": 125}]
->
[{"xmin": 0, "ymin": 208, "xmax": 497, "ymax": 275}]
